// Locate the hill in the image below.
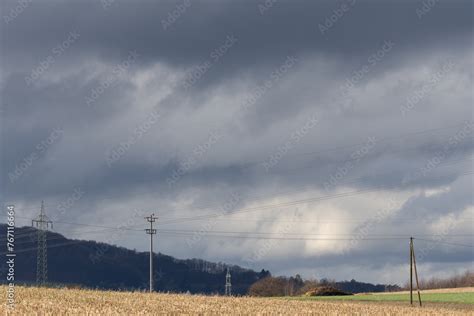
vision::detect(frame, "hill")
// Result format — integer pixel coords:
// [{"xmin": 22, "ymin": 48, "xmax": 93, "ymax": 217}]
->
[
  {"xmin": 0, "ymin": 224, "xmax": 398, "ymax": 294},
  {"xmin": 0, "ymin": 224, "xmax": 267, "ymax": 294}
]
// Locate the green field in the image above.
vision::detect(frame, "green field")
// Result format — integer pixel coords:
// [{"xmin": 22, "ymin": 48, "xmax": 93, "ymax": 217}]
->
[{"xmin": 290, "ymin": 292, "xmax": 474, "ymax": 304}]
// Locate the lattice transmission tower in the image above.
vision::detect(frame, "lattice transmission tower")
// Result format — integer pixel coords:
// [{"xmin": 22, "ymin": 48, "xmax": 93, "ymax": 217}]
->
[
  {"xmin": 225, "ymin": 268, "xmax": 232, "ymax": 296},
  {"xmin": 32, "ymin": 201, "xmax": 53, "ymax": 285}
]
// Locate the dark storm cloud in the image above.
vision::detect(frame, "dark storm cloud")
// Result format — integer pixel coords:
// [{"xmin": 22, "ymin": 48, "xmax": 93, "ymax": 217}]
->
[
  {"xmin": 2, "ymin": 1, "xmax": 472, "ymax": 73},
  {"xmin": 0, "ymin": 0, "xmax": 473, "ymax": 284}
]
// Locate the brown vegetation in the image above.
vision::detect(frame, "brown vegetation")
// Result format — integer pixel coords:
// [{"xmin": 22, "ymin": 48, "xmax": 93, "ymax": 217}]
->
[
  {"xmin": 248, "ymin": 275, "xmax": 345, "ymax": 297},
  {"xmin": 304, "ymin": 286, "xmax": 352, "ymax": 296},
  {"xmin": 248, "ymin": 276, "xmax": 288, "ymax": 297},
  {"xmin": 404, "ymin": 271, "xmax": 474, "ymax": 290}
]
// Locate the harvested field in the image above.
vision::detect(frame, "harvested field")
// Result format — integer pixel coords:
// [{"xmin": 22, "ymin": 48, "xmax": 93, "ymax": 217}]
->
[{"xmin": 1, "ymin": 285, "xmax": 472, "ymax": 315}]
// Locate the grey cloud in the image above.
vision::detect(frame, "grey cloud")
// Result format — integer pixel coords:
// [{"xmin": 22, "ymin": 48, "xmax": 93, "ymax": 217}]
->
[{"xmin": 0, "ymin": 0, "xmax": 472, "ymax": 285}]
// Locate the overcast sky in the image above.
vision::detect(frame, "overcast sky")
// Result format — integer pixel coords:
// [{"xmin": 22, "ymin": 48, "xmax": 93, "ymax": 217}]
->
[{"xmin": 1, "ymin": 0, "xmax": 473, "ymax": 285}]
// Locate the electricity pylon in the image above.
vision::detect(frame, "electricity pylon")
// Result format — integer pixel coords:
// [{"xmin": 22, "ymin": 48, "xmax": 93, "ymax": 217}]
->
[
  {"xmin": 225, "ymin": 268, "xmax": 232, "ymax": 296},
  {"xmin": 32, "ymin": 201, "xmax": 53, "ymax": 286}
]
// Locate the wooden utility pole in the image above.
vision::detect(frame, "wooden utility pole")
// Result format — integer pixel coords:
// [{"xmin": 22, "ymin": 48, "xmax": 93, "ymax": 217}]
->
[
  {"xmin": 410, "ymin": 237, "xmax": 413, "ymax": 305},
  {"xmin": 411, "ymin": 238, "xmax": 422, "ymax": 307},
  {"xmin": 409, "ymin": 237, "xmax": 422, "ymax": 307}
]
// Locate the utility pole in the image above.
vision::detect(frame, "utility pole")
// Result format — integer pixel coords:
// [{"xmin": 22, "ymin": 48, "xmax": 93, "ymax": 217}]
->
[
  {"xmin": 411, "ymin": 237, "xmax": 422, "ymax": 307},
  {"xmin": 225, "ymin": 267, "xmax": 232, "ymax": 296},
  {"xmin": 410, "ymin": 237, "xmax": 413, "ymax": 305},
  {"xmin": 32, "ymin": 201, "xmax": 53, "ymax": 286},
  {"xmin": 145, "ymin": 214, "xmax": 158, "ymax": 293},
  {"xmin": 409, "ymin": 237, "xmax": 422, "ymax": 307}
]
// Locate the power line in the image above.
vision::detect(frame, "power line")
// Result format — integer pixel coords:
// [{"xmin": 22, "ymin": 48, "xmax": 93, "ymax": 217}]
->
[
  {"xmin": 157, "ymin": 156, "xmax": 473, "ymax": 218},
  {"xmin": 7, "ymin": 122, "xmax": 472, "ymax": 215},
  {"xmin": 1, "ymin": 215, "xmax": 143, "ymax": 232},
  {"xmin": 158, "ymin": 171, "xmax": 474, "ymax": 225},
  {"xmin": 3, "ymin": 227, "xmax": 472, "ymax": 245},
  {"xmin": 0, "ymin": 228, "xmax": 125, "ymax": 245},
  {"xmin": 4, "ymin": 221, "xmax": 474, "ymax": 244},
  {"xmin": 156, "ymin": 232, "xmax": 409, "ymax": 241},
  {"xmin": 154, "ymin": 217, "xmax": 474, "ymax": 225},
  {"xmin": 3, "ymin": 213, "xmax": 474, "ymax": 234},
  {"xmin": 414, "ymin": 238, "xmax": 474, "ymax": 248},
  {"xmin": 0, "ymin": 240, "xmax": 86, "ymax": 256},
  {"xmin": 157, "ymin": 229, "xmax": 474, "ymax": 238},
  {"xmin": 5, "ymin": 155, "xmax": 472, "ymax": 229},
  {"xmin": 3, "ymin": 170, "xmax": 473, "ymax": 231},
  {"xmin": 157, "ymin": 233, "xmax": 474, "ymax": 247},
  {"xmin": 1, "ymin": 229, "xmax": 471, "ymax": 258}
]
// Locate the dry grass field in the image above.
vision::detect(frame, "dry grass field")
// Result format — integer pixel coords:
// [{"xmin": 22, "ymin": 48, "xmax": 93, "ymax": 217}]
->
[{"xmin": 1, "ymin": 285, "xmax": 472, "ymax": 315}]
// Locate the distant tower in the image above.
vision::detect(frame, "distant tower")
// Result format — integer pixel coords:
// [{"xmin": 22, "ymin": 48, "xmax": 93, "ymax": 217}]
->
[
  {"xmin": 32, "ymin": 201, "xmax": 53, "ymax": 285},
  {"xmin": 225, "ymin": 268, "xmax": 232, "ymax": 296}
]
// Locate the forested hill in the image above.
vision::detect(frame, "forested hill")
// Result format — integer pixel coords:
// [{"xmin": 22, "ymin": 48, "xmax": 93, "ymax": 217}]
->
[
  {"xmin": 0, "ymin": 224, "xmax": 268, "ymax": 294},
  {"xmin": 0, "ymin": 224, "xmax": 398, "ymax": 294}
]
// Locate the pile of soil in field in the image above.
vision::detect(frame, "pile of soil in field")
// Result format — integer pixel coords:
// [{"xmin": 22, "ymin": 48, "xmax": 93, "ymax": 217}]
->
[{"xmin": 304, "ymin": 286, "xmax": 353, "ymax": 296}]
